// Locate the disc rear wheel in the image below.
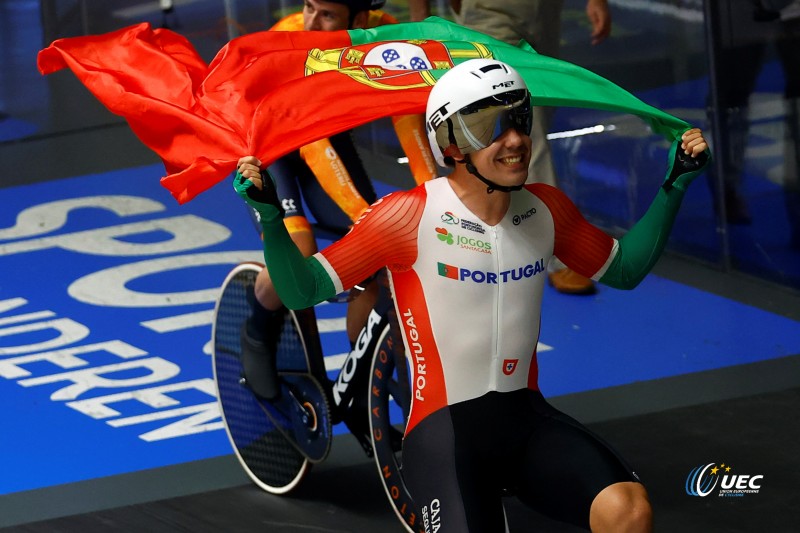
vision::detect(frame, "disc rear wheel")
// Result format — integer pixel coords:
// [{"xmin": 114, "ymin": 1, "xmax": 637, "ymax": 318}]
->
[{"xmin": 213, "ymin": 263, "xmax": 310, "ymax": 493}]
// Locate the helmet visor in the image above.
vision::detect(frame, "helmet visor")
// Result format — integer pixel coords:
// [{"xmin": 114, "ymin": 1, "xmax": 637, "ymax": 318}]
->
[{"xmin": 435, "ymin": 89, "xmax": 532, "ymax": 157}]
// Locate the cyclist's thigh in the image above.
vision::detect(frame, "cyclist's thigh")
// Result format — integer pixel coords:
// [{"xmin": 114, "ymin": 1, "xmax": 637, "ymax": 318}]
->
[
  {"xmin": 402, "ymin": 407, "xmax": 506, "ymax": 533},
  {"xmin": 268, "ymin": 151, "xmax": 306, "ymax": 218},
  {"xmin": 296, "ymin": 169, "xmax": 352, "ymax": 230},
  {"xmin": 514, "ymin": 393, "xmax": 640, "ymax": 530},
  {"xmin": 328, "ymin": 131, "xmax": 377, "ymax": 203}
]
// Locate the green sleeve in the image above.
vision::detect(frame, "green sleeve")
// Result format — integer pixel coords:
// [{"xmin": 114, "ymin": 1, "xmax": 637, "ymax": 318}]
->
[
  {"xmin": 232, "ymin": 168, "xmax": 337, "ymax": 309},
  {"xmin": 259, "ymin": 217, "xmax": 337, "ymax": 309},
  {"xmin": 599, "ymin": 137, "xmax": 709, "ymax": 289},
  {"xmin": 598, "ymin": 186, "xmax": 685, "ymax": 289}
]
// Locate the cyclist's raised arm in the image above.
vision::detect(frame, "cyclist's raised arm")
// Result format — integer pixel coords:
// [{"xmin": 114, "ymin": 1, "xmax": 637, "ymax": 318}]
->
[
  {"xmin": 534, "ymin": 128, "xmax": 710, "ymax": 290},
  {"xmin": 597, "ymin": 129, "xmax": 709, "ymax": 289},
  {"xmin": 234, "ymin": 156, "xmax": 421, "ymax": 309},
  {"xmin": 235, "ymin": 156, "xmax": 332, "ymax": 309},
  {"xmin": 391, "ymin": 113, "xmax": 439, "ymax": 186}
]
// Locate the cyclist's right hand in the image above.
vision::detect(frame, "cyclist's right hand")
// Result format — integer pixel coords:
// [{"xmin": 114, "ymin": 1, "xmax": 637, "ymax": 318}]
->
[{"xmin": 234, "ymin": 156, "xmax": 284, "ymax": 222}]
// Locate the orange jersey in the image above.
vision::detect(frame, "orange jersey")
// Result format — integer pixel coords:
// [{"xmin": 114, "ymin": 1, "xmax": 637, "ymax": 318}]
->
[
  {"xmin": 298, "ymin": 137, "xmax": 372, "ymax": 221},
  {"xmin": 269, "ymin": 10, "xmax": 398, "ymax": 31}
]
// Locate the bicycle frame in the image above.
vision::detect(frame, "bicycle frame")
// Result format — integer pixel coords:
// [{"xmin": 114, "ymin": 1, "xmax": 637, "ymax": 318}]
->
[
  {"xmin": 295, "ymin": 269, "xmax": 404, "ymax": 457},
  {"xmin": 253, "ymin": 268, "xmax": 417, "ymax": 531}
]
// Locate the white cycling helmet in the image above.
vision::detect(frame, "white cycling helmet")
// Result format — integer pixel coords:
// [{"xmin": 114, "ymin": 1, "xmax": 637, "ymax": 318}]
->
[{"xmin": 425, "ymin": 58, "xmax": 532, "ymax": 167}]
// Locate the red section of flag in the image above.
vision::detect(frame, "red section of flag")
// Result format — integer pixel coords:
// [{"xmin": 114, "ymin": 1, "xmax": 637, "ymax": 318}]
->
[
  {"xmin": 37, "ymin": 23, "xmax": 431, "ymax": 204},
  {"xmin": 437, "ymin": 262, "xmax": 459, "ymax": 280}
]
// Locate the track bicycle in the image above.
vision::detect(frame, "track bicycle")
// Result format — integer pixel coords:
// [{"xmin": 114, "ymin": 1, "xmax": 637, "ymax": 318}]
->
[{"xmin": 212, "ymin": 259, "xmax": 421, "ymax": 532}]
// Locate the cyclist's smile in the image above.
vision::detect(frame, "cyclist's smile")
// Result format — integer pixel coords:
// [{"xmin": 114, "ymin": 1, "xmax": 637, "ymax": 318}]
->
[
  {"xmin": 497, "ymin": 153, "xmax": 526, "ymax": 168},
  {"xmin": 470, "ymin": 127, "xmax": 531, "ymax": 185}
]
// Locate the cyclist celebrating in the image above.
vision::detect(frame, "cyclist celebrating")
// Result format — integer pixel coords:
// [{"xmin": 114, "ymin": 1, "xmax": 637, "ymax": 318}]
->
[
  {"xmin": 241, "ymin": 0, "xmax": 438, "ymax": 401},
  {"xmin": 235, "ymin": 59, "xmax": 709, "ymax": 531}
]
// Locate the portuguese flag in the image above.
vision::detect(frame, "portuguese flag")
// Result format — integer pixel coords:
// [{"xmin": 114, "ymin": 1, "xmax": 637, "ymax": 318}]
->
[
  {"xmin": 37, "ymin": 17, "xmax": 690, "ymax": 204},
  {"xmin": 437, "ymin": 263, "xmax": 460, "ymax": 280}
]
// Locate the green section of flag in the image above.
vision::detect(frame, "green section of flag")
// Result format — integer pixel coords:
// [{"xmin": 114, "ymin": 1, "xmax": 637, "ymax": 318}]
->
[{"xmin": 349, "ymin": 17, "xmax": 690, "ymax": 142}]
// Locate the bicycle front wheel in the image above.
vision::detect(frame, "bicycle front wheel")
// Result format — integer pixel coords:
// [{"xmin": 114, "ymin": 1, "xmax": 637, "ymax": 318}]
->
[{"xmin": 368, "ymin": 325, "xmax": 421, "ymax": 533}]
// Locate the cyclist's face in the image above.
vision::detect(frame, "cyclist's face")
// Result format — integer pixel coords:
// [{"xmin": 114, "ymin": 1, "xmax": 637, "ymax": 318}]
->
[
  {"xmin": 466, "ymin": 127, "xmax": 531, "ymax": 186},
  {"xmin": 303, "ymin": 0, "xmax": 351, "ymax": 31}
]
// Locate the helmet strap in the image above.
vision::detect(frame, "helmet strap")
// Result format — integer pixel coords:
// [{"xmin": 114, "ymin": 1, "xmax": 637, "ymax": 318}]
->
[{"xmin": 461, "ymin": 155, "xmax": 524, "ymax": 194}]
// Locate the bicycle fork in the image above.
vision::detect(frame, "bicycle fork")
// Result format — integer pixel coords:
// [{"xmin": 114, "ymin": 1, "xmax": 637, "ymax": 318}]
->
[{"xmin": 330, "ymin": 295, "xmax": 394, "ymax": 457}]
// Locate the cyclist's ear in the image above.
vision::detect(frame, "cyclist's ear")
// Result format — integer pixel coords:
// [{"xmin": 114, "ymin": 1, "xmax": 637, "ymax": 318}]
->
[
  {"xmin": 443, "ymin": 144, "xmax": 464, "ymax": 166},
  {"xmin": 350, "ymin": 10, "xmax": 368, "ymax": 29}
]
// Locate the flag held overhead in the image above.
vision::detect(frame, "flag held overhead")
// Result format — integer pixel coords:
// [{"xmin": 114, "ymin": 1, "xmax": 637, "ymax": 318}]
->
[{"xmin": 38, "ymin": 17, "xmax": 690, "ymax": 204}]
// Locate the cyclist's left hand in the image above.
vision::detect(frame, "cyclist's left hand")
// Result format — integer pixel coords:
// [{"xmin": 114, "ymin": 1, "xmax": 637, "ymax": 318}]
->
[
  {"xmin": 663, "ymin": 128, "xmax": 711, "ymax": 192},
  {"xmin": 680, "ymin": 128, "xmax": 708, "ymax": 159},
  {"xmin": 234, "ymin": 156, "xmax": 284, "ymax": 221}
]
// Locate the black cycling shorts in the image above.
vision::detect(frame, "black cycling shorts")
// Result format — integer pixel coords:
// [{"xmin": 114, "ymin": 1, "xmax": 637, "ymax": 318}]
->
[
  {"xmin": 268, "ymin": 130, "xmax": 376, "ymax": 234},
  {"xmin": 401, "ymin": 389, "xmax": 641, "ymax": 532}
]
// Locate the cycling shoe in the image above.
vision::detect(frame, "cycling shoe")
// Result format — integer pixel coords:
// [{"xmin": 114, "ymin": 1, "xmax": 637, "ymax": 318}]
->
[{"xmin": 240, "ymin": 322, "xmax": 281, "ymax": 400}]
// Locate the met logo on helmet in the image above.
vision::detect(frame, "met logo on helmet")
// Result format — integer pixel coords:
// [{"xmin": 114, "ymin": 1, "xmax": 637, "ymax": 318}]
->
[
  {"xmin": 492, "ymin": 81, "xmax": 515, "ymax": 90},
  {"xmin": 426, "ymin": 103, "xmax": 449, "ymax": 133}
]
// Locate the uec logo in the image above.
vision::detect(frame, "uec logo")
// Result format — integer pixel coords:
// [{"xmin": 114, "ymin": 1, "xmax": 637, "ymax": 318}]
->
[
  {"xmin": 686, "ymin": 463, "xmax": 764, "ymax": 497},
  {"xmin": 685, "ymin": 463, "xmax": 719, "ymax": 497}
]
